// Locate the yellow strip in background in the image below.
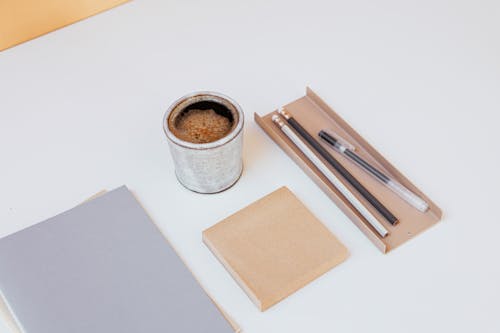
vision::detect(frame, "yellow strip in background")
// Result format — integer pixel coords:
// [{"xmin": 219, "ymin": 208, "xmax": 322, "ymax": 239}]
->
[{"xmin": 0, "ymin": 0, "xmax": 130, "ymax": 51}]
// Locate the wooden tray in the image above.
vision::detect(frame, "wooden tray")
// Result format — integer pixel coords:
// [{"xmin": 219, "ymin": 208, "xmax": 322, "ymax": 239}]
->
[{"xmin": 255, "ymin": 87, "xmax": 442, "ymax": 253}]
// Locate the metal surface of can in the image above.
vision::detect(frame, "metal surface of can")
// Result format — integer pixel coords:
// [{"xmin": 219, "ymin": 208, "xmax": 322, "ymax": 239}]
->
[{"xmin": 163, "ymin": 92, "xmax": 244, "ymax": 193}]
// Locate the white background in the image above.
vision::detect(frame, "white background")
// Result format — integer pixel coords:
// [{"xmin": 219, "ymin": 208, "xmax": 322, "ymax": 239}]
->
[{"xmin": 1, "ymin": 0, "xmax": 499, "ymax": 332}]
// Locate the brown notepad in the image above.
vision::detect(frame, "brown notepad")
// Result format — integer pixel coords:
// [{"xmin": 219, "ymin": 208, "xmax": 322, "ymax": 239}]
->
[
  {"xmin": 203, "ymin": 187, "xmax": 349, "ymax": 311},
  {"xmin": 0, "ymin": 0, "xmax": 130, "ymax": 51}
]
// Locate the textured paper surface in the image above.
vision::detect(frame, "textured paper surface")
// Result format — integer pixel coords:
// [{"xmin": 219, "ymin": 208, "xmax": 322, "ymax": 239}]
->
[
  {"xmin": 0, "ymin": 0, "xmax": 129, "ymax": 51},
  {"xmin": 203, "ymin": 186, "xmax": 349, "ymax": 311}
]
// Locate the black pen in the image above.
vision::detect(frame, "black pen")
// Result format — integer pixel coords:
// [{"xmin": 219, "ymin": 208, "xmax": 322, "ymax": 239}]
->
[
  {"xmin": 319, "ymin": 130, "xmax": 429, "ymax": 212},
  {"xmin": 278, "ymin": 108, "xmax": 398, "ymax": 225}
]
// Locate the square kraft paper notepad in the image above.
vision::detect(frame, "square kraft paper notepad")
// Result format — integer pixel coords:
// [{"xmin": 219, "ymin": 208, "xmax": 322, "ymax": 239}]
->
[{"xmin": 203, "ymin": 187, "xmax": 348, "ymax": 311}]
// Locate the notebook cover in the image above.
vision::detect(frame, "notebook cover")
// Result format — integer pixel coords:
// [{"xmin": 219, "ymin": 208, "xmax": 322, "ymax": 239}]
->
[
  {"xmin": 203, "ymin": 186, "xmax": 349, "ymax": 311},
  {"xmin": 0, "ymin": 0, "xmax": 130, "ymax": 51},
  {"xmin": 0, "ymin": 186, "xmax": 235, "ymax": 333},
  {"xmin": 0, "ymin": 190, "xmax": 107, "ymax": 333}
]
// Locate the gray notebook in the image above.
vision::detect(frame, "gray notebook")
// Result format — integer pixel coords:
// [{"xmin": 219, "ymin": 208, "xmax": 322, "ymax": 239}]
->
[{"xmin": 0, "ymin": 186, "xmax": 234, "ymax": 333}]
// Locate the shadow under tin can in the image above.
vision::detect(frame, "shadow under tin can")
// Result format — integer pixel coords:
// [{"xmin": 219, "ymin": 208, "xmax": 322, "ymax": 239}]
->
[{"xmin": 163, "ymin": 92, "xmax": 244, "ymax": 193}]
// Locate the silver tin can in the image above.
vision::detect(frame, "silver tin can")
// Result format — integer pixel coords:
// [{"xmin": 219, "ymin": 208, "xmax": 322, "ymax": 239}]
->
[{"xmin": 163, "ymin": 92, "xmax": 244, "ymax": 193}]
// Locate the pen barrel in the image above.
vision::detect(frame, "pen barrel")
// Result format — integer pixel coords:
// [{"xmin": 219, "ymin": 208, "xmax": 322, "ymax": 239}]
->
[
  {"xmin": 288, "ymin": 117, "xmax": 398, "ymax": 225},
  {"xmin": 386, "ymin": 180, "xmax": 429, "ymax": 212},
  {"xmin": 320, "ymin": 130, "xmax": 429, "ymax": 213},
  {"xmin": 342, "ymin": 146, "xmax": 428, "ymax": 212},
  {"xmin": 344, "ymin": 150, "xmax": 390, "ymax": 183}
]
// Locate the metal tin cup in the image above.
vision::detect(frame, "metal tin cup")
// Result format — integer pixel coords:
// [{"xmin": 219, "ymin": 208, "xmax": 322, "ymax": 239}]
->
[{"xmin": 163, "ymin": 92, "xmax": 244, "ymax": 193}]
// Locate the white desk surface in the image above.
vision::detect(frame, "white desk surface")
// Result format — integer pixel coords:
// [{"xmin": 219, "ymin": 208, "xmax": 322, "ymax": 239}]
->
[{"xmin": 1, "ymin": 1, "xmax": 499, "ymax": 332}]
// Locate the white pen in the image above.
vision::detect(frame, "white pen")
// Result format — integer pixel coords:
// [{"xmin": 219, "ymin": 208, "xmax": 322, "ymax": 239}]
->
[{"xmin": 272, "ymin": 114, "xmax": 389, "ymax": 238}]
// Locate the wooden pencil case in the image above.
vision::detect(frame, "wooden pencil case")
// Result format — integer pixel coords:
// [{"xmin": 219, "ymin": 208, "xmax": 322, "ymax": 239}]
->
[{"xmin": 254, "ymin": 87, "xmax": 442, "ymax": 253}]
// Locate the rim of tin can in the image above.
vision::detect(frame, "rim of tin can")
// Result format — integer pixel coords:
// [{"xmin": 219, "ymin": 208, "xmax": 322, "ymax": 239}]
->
[{"xmin": 163, "ymin": 91, "xmax": 244, "ymax": 150}]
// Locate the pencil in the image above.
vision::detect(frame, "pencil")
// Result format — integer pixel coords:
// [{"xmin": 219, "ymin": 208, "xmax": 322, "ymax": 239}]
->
[
  {"xmin": 278, "ymin": 108, "xmax": 398, "ymax": 225},
  {"xmin": 272, "ymin": 114, "xmax": 389, "ymax": 238}
]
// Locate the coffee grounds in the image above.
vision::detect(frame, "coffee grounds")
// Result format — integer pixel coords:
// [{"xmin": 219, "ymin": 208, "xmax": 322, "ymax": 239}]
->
[{"xmin": 172, "ymin": 109, "xmax": 232, "ymax": 144}]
